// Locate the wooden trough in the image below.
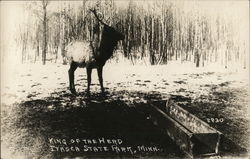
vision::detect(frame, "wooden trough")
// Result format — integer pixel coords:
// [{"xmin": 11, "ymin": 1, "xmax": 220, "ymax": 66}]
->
[{"xmin": 148, "ymin": 99, "xmax": 222, "ymax": 158}]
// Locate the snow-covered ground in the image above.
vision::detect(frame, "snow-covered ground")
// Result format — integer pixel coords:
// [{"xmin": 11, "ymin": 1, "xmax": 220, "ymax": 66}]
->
[
  {"xmin": 1, "ymin": 61, "xmax": 249, "ymax": 105},
  {"xmin": 1, "ymin": 61, "xmax": 249, "ymax": 129}
]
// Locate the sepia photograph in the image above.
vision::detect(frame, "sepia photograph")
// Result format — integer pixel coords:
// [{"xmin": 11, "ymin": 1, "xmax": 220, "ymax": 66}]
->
[{"xmin": 1, "ymin": 0, "xmax": 249, "ymax": 158}]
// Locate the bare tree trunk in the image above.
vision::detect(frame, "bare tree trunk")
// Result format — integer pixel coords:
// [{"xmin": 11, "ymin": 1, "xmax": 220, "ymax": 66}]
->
[
  {"xmin": 195, "ymin": 49, "xmax": 200, "ymax": 67},
  {"xmin": 243, "ymin": 47, "xmax": 246, "ymax": 69},
  {"xmin": 35, "ymin": 40, "xmax": 39, "ymax": 63},
  {"xmin": 225, "ymin": 50, "xmax": 228, "ymax": 68},
  {"xmin": 42, "ymin": 0, "xmax": 48, "ymax": 65},
  {"xmin": 21, "ymin": 31, "xmax": 28, "ymax": 64},
  {"xmin": 150, "ymin": 16, "xmax": 155, "ymax": 65}
]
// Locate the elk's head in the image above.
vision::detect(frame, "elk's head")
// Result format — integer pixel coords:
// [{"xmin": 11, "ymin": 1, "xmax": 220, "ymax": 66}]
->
[
  {"xmin": 90, "ymin": 8, "xmax": 124, "ymax": 42},
  {"xmin": 103, "ymin": 25, "xmax": 124, "ymax": 42},
  {"xmin": 90, "ymin": 9, "xmax": 124, "ymax": 60}
]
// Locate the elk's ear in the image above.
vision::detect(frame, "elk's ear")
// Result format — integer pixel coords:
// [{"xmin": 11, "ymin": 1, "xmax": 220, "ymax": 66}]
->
[
  {"xmin": 116, "ymin": 21, "xmax": 121, "ymax": 26},
  {"xmin": 89, "ymin": 8, "xmax": 96, "ymax": 13},
  {"xmin": 90, "ymin": 8, "xmax": 107, "ymax": 26}
]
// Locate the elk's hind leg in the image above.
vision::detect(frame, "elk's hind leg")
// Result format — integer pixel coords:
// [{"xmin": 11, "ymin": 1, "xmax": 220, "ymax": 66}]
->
[
  {"xmin": 97, "ymin": 67, "xmax": 105, "ymax": 93},
  {"xmin": 68, "ymin": 62, "xmax": 78, "ymax": 94},
  {"xmin": 86, "ymin": 67, "xmax": 92, "ymax": 94}
]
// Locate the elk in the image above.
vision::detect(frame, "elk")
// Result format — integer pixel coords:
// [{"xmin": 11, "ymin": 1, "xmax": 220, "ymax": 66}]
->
[{"xmin": 66, "ymin": 9, "xmax": 125, "ymax": 95}]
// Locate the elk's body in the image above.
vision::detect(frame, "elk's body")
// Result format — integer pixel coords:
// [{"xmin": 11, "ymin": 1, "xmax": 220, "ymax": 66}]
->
[
  {"xmin": 66, "ymin": 41, "xmax": 95, "ymax": 68},
  {"xmin": 66, "ymin": 21, "xmax": 124, "ymax": 94}
]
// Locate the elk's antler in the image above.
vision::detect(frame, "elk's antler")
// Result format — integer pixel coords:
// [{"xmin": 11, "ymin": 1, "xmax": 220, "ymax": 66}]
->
[{"xmin": 89, "ymin": 8, "xmax": 107, "ymax": 26}]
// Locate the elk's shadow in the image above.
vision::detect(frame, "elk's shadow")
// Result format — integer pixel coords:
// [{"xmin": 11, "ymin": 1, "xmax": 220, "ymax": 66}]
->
[{"xmin": 2, "ymin": 90, "xmax": 183, "ymax": 159}]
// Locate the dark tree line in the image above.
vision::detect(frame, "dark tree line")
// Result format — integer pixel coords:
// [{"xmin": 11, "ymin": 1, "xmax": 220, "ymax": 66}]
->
[{"xmin": 17, "ymin": 0, "xmax": 248, "ymax": 68}]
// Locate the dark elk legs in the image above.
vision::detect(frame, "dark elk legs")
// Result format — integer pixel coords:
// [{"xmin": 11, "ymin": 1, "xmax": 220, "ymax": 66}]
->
[{"xmin": 68, "ymin": 62, "xmax": 78, "ymax": 94}]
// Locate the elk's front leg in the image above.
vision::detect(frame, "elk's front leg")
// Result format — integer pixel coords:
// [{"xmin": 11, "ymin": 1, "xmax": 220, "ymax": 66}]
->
[
  {"xmin": 86, "ymin": 67, "xmax": 92, "ymax": 94},
  {"xmin": 97, "ymin": 67, "xmax": 104, "ymax": 93},
  {"xmin": 68, "ymin": 62, "xmax": 78, "ymax": 94}
]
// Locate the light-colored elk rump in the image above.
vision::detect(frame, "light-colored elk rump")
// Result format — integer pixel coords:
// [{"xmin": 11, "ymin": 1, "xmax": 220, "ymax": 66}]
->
[
  {"xmin": 65, "ymin": 41, "xmax": 95, "ymax": 68},
  {"xmin": 67, "ymin": 9, "xmax": 125, "ymax": 95}
]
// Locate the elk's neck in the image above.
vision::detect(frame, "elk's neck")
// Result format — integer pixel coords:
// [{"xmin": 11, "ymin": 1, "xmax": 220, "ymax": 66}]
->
[{"xmin": 97, "ymin": 40, "xmax": 117, "ymax": 63}]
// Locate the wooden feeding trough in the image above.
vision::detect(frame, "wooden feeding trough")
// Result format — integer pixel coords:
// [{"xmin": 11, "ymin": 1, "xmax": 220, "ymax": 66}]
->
[{"xmin": 148, "ymin": 99, "xmax": 222, "ymax": 158}]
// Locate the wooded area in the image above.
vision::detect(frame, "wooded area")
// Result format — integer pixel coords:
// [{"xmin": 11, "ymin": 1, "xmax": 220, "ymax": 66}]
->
[{"xmin": 16, "ymin": 0, "xmax": 248, "ymax": 68}]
